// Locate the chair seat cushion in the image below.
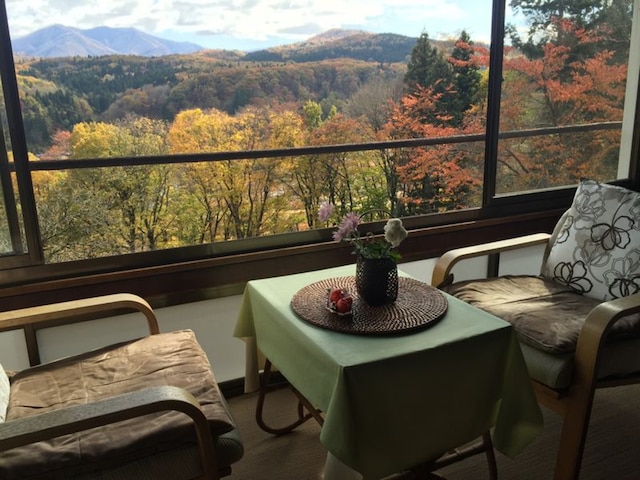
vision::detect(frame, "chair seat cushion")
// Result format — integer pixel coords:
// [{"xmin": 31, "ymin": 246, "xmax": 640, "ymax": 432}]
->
[
  {"xmin": 519, "ymin": 337, "xmax": 640, "ymax": 390},
  {"xmin": 443, "ymin": 275, "xmax": 640, "ymax": 354},
  {"xmin": 444, "ymin": 276, "xmax": 640, "ymax": 390},
  {"xmin": 1, "ymin": 329, "xmax": 241, "ymax": 479}
]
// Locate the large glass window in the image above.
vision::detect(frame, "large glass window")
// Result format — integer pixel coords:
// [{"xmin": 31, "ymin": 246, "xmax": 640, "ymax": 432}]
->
[
  {"xmin": 0, "ymin": 0, "xmax": 638, "ymax": 268},
  {"xmin": 495, "ymin": 0, "xmax": 636, "ymax": 194}
]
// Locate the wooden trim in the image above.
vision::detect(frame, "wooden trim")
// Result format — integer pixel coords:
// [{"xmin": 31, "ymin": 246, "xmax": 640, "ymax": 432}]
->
[{"xmin": 0, "ymin": 210, "xmax": 563, "ymax": 311}]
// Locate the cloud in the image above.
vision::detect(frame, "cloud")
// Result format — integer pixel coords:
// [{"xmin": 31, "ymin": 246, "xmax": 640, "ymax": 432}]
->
[{"xmin": 6, "ymin": 0, "xmax": 488, "ymax": 47}]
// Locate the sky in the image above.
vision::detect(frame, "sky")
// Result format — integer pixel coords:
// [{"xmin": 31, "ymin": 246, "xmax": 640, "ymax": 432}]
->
[{"xmin": 6, "ymin": 0, "xmax": 525, "ymax": 51}]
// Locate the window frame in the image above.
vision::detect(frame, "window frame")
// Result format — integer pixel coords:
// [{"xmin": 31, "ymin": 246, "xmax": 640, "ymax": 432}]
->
[{"xmin": 0, "ymin": 0, "xmax": 638, "ymax": 306}]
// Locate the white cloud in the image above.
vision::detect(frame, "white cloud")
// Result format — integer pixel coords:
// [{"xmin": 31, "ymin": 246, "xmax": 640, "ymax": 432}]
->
[{"xmin": 6, "ymin": 0, "xmax": 489, "ymax": 47}]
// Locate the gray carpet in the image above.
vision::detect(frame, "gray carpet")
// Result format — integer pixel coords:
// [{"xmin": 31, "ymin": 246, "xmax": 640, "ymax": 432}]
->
[{"xmin": 226, "ymin": 384, "xmax": 640, "ymax": 479}]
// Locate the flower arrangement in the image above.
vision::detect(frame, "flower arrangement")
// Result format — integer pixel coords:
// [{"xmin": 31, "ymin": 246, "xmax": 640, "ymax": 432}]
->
[{"xmin": 318, "ymin": 202, "xmax": 408, "ymax": 262}]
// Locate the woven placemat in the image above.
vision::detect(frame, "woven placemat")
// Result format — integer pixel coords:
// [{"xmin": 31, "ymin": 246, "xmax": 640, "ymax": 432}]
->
[{"xmin": 290, "ymin": 276, "xmax": 448, "ymax": 336}]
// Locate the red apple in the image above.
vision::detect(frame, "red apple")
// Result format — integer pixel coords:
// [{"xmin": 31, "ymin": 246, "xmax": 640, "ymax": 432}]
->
[
  {"xmin": 335, "ymin": 296, "xmax": 353, "ymax": 314},
  {"xmin": 329, "ymin": 287, "xmax": 344, "ymax": 303}
]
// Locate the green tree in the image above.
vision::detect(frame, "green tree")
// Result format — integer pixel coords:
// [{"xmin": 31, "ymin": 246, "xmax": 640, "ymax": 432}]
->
[
  {"xmin": 449, "ymin": 30, "xmax": 482, "ymax": 125},
  {"xmin": 404, "ymin": 32, "xmax": 457, "ymax": 126},
  {"xmin": 302, "ymin": 100, "xmax": 323, "ymax": 129}
]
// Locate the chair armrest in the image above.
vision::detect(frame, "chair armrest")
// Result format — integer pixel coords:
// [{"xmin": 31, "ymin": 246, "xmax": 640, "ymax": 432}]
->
[
  {"xmin": 431, "ymin": 233, "xmax": 551, "ymax": 287},
  {"xmin": 0, "ymin": 385, "xmax": 219, "ymax": 479},
  {"xmin": 574, "ymin": 292, "xmax": 640, "ymax": 386},
  {"xmin": 0, "ymin": 293, "xmax": 159, "ymax": 335}
]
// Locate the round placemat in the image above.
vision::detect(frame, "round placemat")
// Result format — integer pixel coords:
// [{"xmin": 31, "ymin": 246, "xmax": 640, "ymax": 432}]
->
[{"xmin": 290, "ymin": 276, "xmax": 448, "ymax": 336}]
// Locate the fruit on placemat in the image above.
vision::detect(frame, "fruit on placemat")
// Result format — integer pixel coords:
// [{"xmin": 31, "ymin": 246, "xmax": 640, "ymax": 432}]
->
[
  {"xmin": 329, "ymin": 287, "xmax": 344, "ymax": 303},
  {"xmin": 335, "ymin": 296, "xmax": 353, "ymax": 314}
]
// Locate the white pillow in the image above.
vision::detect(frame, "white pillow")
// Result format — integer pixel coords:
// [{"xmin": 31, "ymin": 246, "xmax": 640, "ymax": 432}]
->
[
  {"xmin": 541, "ymin": 180, "xmax": 640, "ymax": 301},
  {"xmin": 0, "ymin": 362, "xmax": 10, "ymax": 422}
]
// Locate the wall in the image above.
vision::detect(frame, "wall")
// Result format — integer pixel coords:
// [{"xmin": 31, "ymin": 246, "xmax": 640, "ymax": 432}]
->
[{"xmin": 0, "ymin": 243, "xmax": 545, "ymax": 381}]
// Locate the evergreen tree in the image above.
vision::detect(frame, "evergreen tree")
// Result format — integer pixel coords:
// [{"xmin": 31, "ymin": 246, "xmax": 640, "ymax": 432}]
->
[
  {"xmin": 449, "ymin": 30, "xmax": 481, "ymax": 126},
  {"xmin": 404, "ymin": 32, "xmax": 454, "ymax": 95},
  {"xmin": 403, "ymin": 32, "xmax": 456, "ymax": 126}
]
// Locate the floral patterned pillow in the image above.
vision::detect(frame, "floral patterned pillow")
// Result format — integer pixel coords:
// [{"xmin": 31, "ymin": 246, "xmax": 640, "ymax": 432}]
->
[
  {"xmin": 0, "ymin": 363, "xmax": 9, "ymax": 422},
  {"xmin": 541, "ymin": 180, "xmax": 640, "ymax": 302}
]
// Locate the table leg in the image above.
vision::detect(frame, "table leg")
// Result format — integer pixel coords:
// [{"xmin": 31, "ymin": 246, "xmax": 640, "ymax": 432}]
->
[{"xmin": 407, "ymin": 433, "xmax": 496, "ymax": 479}]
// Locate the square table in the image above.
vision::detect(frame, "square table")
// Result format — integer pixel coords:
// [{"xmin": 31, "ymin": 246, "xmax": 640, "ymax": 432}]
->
[{"xmin": 234, "ymin": 265, "xmax": 543, "ymax": 480}]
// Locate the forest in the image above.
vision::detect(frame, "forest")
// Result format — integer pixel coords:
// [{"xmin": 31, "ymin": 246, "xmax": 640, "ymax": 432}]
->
[{"xmin": 4, "ymin": 0, "xmax": 633, "ymax": 263}]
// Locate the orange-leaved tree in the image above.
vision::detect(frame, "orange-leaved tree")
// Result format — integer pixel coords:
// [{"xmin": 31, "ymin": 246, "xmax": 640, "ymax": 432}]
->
[
  {"xmin": 498, "ymin": 18, "xmax": 627, "ymax": 191},
  {"xmin": 383, "ymin": 85, "xmax": 481, "ymax": 215}
]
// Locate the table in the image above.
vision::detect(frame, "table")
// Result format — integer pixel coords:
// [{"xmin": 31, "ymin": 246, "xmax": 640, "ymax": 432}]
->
[{"xmin": 234, "ymin": 265, "xmax": 542, "ymax": 480}]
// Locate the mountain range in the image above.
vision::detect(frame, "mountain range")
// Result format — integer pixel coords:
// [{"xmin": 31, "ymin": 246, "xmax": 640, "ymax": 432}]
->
[
  {"xmin": 12, "ymin": 25, "xmax": 205, "ymax": 58},
  {"xmin": 244, "ymin": 29, "xmax": 418, "ymax": 64},
  {"xmin": 12, "ymin": 25, "xmax": 452, "ymax": 64}
]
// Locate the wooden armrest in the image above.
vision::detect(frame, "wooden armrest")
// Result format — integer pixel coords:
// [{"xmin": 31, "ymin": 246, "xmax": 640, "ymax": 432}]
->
[
  {"xmin": 0, "ymin": 385, "xmax": 219, "ymax": 479},
  {"xmin": 0, "ymin": 293, "xmax": 159, "ymax": 335},
  {"xmin": 574, "ymin": 292, "xmax": 640, "ymax": 386},
  {"xmin": 431, "ymin": 233, "xmax": 551, "ymax": 287}
]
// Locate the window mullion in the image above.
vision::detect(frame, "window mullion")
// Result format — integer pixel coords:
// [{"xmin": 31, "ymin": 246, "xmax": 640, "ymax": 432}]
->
[{"xmin": 482, "ymin": 0, "xmax": 507, "ymax": 206}]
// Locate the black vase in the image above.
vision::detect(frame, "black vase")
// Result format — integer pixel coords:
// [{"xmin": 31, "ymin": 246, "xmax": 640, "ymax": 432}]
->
[{"xmin": 355, "ymin": 255, "xmax": 399, "ymax": 306}]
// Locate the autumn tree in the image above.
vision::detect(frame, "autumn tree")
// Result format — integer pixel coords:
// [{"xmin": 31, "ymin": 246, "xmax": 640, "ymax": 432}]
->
[
  {"xmin": 168, "ymin": 107, "xmax": 294, "ymax": 242},
  {"xmin": 344, "ymin": 76, "xmax": 404, "ymax": 132},
  {"xmin": 43, "ymin": 116, "xmax": 174, "ymax": 259},
  {"xmin": 497, "ymin": 19, "xmax": 627, "ymax": 191},
  {"xmin": 508, "ymin": 0, "xmax": 633, "ymax": 62},
  {"xmin": 286, "ymin": 108, "xmax": 383, "ymax": 228},
  {"xmin": 404, "ymin": 32, "xmax": 457, "ymax": 126},
  {"xmin": 383, "ymin": 85, "xmax": 481, "ymax": 214}
]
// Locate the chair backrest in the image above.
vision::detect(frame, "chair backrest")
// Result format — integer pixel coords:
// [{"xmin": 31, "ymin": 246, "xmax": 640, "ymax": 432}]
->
[{"xmin": 540, "ymin": 180, "xmax": 640, "ymax": 302}]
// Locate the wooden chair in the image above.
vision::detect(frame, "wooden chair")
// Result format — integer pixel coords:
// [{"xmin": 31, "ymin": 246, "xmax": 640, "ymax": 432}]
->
[
  {"xmin": 431, "ymin": 180, "xmax": 640, "ymax": 480},
  {"xmin": 0, "ymin": 294, "xmax": 243, "ymax": 480}
]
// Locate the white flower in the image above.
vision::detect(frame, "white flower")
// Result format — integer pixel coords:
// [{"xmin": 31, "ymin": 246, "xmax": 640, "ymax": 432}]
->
[{"xmin": 384, "ymin": 218, "xmax": 407, "ymax": 247}]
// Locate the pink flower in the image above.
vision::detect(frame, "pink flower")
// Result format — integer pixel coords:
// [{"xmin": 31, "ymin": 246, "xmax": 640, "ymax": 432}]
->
[
  {"xmin": 318, "ymin": 202, "xmax": 335, "ymax": 222},
  {"xmin": 332, "ymin": 212, "xmax": 360, "ymax": 242}
]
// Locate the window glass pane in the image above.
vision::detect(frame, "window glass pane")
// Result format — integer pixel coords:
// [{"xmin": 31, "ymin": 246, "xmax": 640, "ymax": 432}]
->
[
  {"xmin": 6, "ymin": 1, "xmax": 494, "ymax": 262},
  {"xmin": 0, "ymin": 180, "xmax": 11, "ymax": 254},
  {"xmin": 497, "ymin": 0, "xmax": 635, "ymax": 194},
  {"xmin": 0, "ymin": 73, "xmax": 25, "ymax": 256},
  {"xmin": 35, "ymin": 143, "xmax": 488, "ymax": 263}
]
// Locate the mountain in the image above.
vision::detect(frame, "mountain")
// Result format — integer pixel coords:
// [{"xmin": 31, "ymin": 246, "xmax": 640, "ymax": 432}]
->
[
  {"xmin": 244, "ymin": 29, "xmax": 418, "ymax": 64},
  {"xmin": 12, "ymin": 24, "xmax": 204, "ymax": 58}
]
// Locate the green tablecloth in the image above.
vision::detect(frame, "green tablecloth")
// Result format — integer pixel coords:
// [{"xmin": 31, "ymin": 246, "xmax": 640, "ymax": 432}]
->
[{"xmin": 234, "ymin": 265, "xmax": 542, "ymax": 480}]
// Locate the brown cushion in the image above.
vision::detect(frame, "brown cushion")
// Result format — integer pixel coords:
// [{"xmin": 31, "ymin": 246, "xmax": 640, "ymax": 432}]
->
[
  {"xmin": 1, "ymin": 329, "xmax": 236, "ymax": 479},
  {"xmin": 443, "ymin": 275, "xmax": 640, "ymax": 353}
]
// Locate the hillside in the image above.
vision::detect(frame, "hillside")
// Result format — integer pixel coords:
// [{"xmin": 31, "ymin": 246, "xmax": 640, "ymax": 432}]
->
[
  {"xmin": 244, "ymin": 30, "xmax": 418, "ymax": 64},
  {"xmin": 18, "ymin": 52, "xmax": 407, "ymax": 153},
  {"xmin": 14, "ymin": 27, "xmax": 486, "ymax": 154}
]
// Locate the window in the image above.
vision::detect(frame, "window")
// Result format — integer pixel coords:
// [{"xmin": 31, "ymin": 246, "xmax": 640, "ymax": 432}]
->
[
  {"xmin": 0, "ymin": 0, "xmax": 638, "ymax": 282},
  {"xmin": 494, "ymin": 0, "xmax": 638, "ymax": 195}
]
